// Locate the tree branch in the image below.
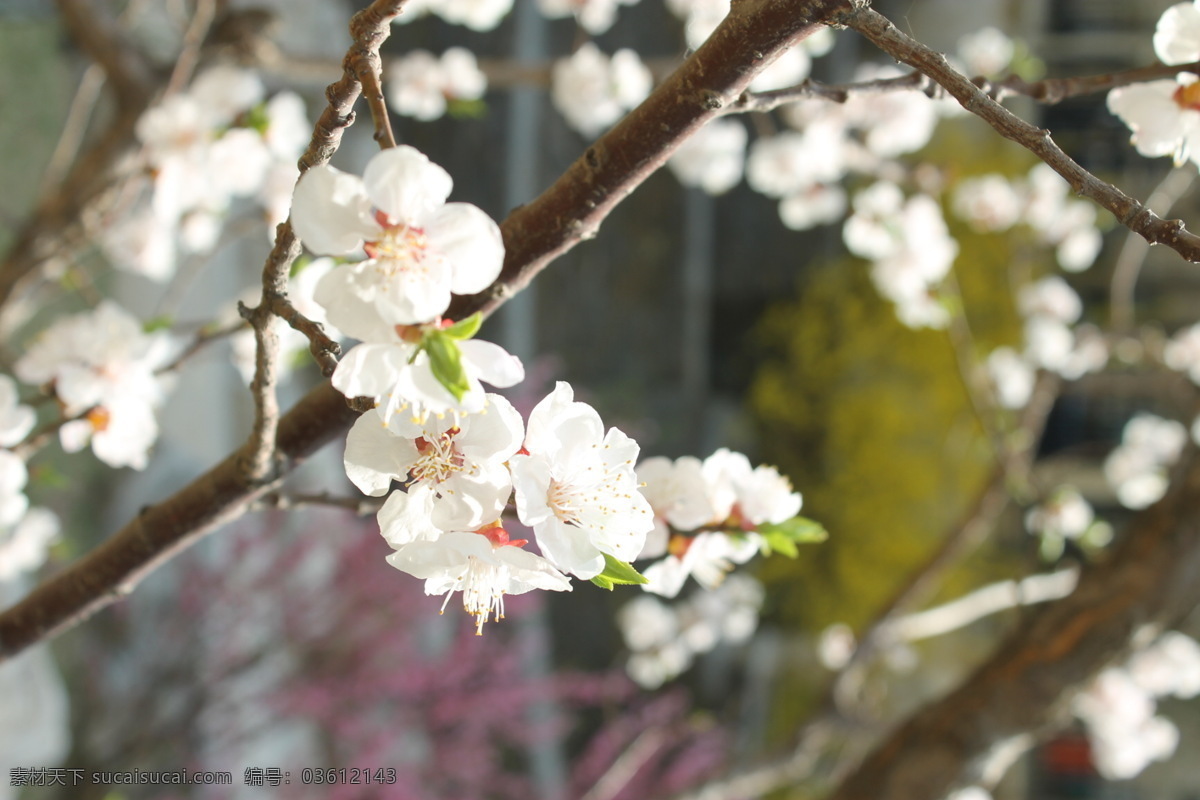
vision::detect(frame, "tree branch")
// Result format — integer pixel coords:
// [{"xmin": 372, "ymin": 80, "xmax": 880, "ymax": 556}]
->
[
  {"xmin": 840, "ymin": 6, "xmax": 1200, "ymax": 263},
  {"xmin": 0, "ymin": 0, "xmax": 860, "ymax": 661},
  {"xmin": 238, "ymin": 0, "xmax": 406, "ymax": 482},
  {"xmin": 825, "ymin": 442, "xmax": 1200, "ymax": 800}
]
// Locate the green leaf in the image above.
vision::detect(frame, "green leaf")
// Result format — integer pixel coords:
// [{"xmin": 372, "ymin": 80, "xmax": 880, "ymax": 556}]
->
[
  {"xmin": 762, "ymin": 531, "xmax": 800, "ymax": 559},
  {"xmin": 760, "ymin": 516, "xmax": 827, "ymax": 559},
  {"xmin": 289, "ymin": 254, "xmax": 314, "ymax": 277},
  {"xmin": 758, "ymin": 516, "xmax": 828, "ymax": 544},
  {"xmin": 441, "ymin": 313, "xmax": 483, "ymax": 341},
  {"xmin": 447, "ymin": 98, "xmax": 487, "ymax": 119},
  {"xmin": 424, "ymin": 332, "xmax": 471, "ymax": 401},
  {"xmin": 589, "ymin": 553, "xmax": 648, "ymax": 590},
  {"xmin": 243, "ymin": 101, "xmax": 272, "ymax": 135},
  {"xmin": 142, "ymin": 314, "xmax": 174, "ymax": 333}
]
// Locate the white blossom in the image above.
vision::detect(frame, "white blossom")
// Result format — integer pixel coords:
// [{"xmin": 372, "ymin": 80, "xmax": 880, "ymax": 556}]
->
[
  {"xmin": 388, "ymin": 529, "xmax": 571, "ymax": 634},
  {"xmin": 510, "ymin": 382, "xmax": 654, "ymax": 579},
  {"xmin": 957, "ymin": 26, "xmax": 1014, "ymax": 77},
  {"xmin": 536, "ymin": 0, "xmax": 641, "ymax": 34},
  {"xmin": 14, "ymin": 302, "xmax": 175, "ymax": 469},
  {"xmin": 0, "ymin": 376, "xmax": 35, "ymax": 448},
  {"xmin": 294, "ymin": 145, "xmax": 504, "ymax": 327},
  {"xmin": 1154, "ymin": 1, "xmax": 1200, "ymax": 65},
  {"xmin": 385, "ymin": 49, "xmax": 487, "ymax": 121},
  {"xmin": 344, "ymin": 393, "xmax": 523, "ymax": 530},
  {"xmin": 667, "ymin": 118, "xmax": 747, "ymax": 195},
  {"xmin": 551, "ymin": 45, "xmax": 652, "ymax": 137}
]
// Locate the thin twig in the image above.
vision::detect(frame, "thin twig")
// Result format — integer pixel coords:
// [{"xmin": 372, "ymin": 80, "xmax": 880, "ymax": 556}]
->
[
  {"xmin": 239, "ymin": 0, "xmax": 408, "ymax": 482},
  {"xmin": 253, "ymin": 492, "xmax": 384, "ymax": 517},
  {"xmin": 54, "ymin": 0, "xmax": 153, "ymax": 111},
  {"xmin": 358, "ymin": 63, "xmax": 397, "ymax": 149},
  {"xmin": 164, "ymin": 0, "xmax": 218, "ymax": 97},
  {"xmin": 38, "ymin": 65, "xmax": 106, "ymax": 200},
  {"xmin": 1110, "ymin": 167, "xmax": 1197, "ymax": 332},
  {"xmin": 156, "ymin": 320, "xmax": 250, "ymax": 376},
  {"xmin": 981, "ymin": 58, "xmax": 1200, "ymax": 105},
  {"xmin": 841, "ymin": 6, "xmax": 1200, "ymax": 264}
]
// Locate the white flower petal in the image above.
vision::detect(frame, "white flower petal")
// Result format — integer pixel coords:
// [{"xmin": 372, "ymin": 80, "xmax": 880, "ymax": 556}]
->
[
  {"xmin": 362, "ymin": 145, "xmax": 453, "ymax": 223},
  {"xmin": 291, "ymin": 165, "xmax": 381, "ymax": 255},
  {"xmin": 425, "ymin": 203, "xmax": 505, "ymax": 295}
]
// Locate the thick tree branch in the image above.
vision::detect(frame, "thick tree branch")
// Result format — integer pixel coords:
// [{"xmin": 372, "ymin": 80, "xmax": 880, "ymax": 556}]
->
[
  {"xmin": 0, "ymin": 0, "xmax": 860, "ymax": 661},
  {"xmin": 841, "ymin": 6, "xmax": 1200, "ymax": 263}
]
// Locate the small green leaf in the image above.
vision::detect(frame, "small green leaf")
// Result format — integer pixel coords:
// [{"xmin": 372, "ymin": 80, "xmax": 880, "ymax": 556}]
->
[
  {"xmin": 243, "ymin": 102, "xmax": 272, "ymax": 135},
  {"xmin": 589, "ymin": 553, "xmax": 648, "ymax": 590},
  {"xmin": 442, "ymin": 313, "xmax": 483, "ymax": 341},
  {"xmin": 424, "ymin": 332, "xmax": 471, "ymax": 401},
  {"xmin": 143, "ymin": 314, "xmax": 174, "ymax": 333},
  {"xmin": 289, "ymin": 254, "xmax": 314, "ymax": 277},
  {"xmin": 762, "ymin": 531, "xmax": 800, "ymax": 559},
  {"xmin": 757, "ymin": 516, "xmax": 828, "ymax": 545},
  {"xmin": 447, "ymin": 98, "xmax": 487, "ymax": 119}
]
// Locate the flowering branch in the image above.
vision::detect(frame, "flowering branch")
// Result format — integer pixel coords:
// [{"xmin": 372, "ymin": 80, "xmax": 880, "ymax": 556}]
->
[
  {"xmin": 840, "ymin": 6, "xmax": 1200, "ymax": 263},
  {"xmin": 0, "ymin": 0, "xmax": 860, "ymax": 662},
  {"xmin": 238, "ymin": 0, "xmax": 407, "ymax": 481}
]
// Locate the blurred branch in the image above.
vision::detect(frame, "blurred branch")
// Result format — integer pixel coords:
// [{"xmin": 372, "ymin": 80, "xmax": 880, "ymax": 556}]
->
[
  {"xmin": 54, "ymin": 0, "xmax": 154, "ymax": 111},
  {"xmin": 884, "ymin": 567, "xmax": 1079, "ymax": 643},
  {"xmin": 825, "ymin": 441, "xmax": 1200, "ymax": 800},
  {"xmin": 842, "ymin": 6, "xmax": 1200, "ymax": 263},
  {"xmin": 1110, "ymin": 167, "xmax": 1197, "ymax": 332},
  {"xmin": 0, "ymin": 0, "xmax": 861, "ymax": 661},
  {"xmin": 164, "ymin": 0, "xmax": 218, "ymax": 97},
  {"xmin": 676, "ymin": 373, "xmax": 1060, "ymax": 800},
  {"xmin": 253, "ymin": 492, "xmax": 384, "ymax": 516}
]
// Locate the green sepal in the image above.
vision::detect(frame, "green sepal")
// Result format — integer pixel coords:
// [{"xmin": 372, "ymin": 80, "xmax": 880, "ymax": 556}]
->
[
  {"xmin": 589, "ymin": 553, "xmax": 649, "ymax": 590},
  {"xmin": 243, "ymin": 102, "xmax": 272, "ymax": 135},
  {"xmin": 442, "ymin": 313, "xmax": 483, "ymax": 341},
  {"xmin": 142, "ymin": 315, "xmax": 174, "ymax": 334},
  {"xmin": 424, "ymin": 332, "xmax": 470, "ymax": 401},
  {"xmin": 758, "ymin": 516, "xmax": 828, "ymax": 559}
]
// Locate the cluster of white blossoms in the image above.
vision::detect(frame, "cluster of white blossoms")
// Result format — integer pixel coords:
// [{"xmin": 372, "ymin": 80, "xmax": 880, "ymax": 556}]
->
[
  {"xmin": 551, "ymin": 44, "xmax": 653, "ymax": 137},
  {"xmin": 291, "ymin": 145, "xmax": 520, "ymax": 420},
  {"xmin": 1023, "ymin": 486, "xmax": 1111, "ymax": 562},
  {"xmin": 1108, "ymin": 1, "xmax": 1200, "ymax": 166},
  {"xmin": 108, "ymin": 66, "xmax": 308, "ymax": 280},
  {"xmin": 0, "ymin": 378, "xmax": 61, "ymax": 587},
  {"xmin": 1103, "ymin": 413, "xmax": 1188, "ymax": 510},
  {"xmin": 982, "ymin": 272, "xmax": 1107, "ymax": 411},
  {"xmin": 951, "ymin": 164, "xmax": 1102, "ymax": 273},
  {"xmin": 14, "ymin": 302, "xmax": 177, "ymax": 470},
  {"xmin": 537, "ymin": 0, "xmax": 640, "ymax": 34},
  {"xmin": 1074, "ymin": 631, "xmax": 1200, "ymax": 779},
  {"xmin": 288, "ymin": 144, "xmax": 812, "ymax": 632},
  {"xmin": 843, "ymin": 181, "xmax": 959, "ymax": 329},
  {"xmin": 398, "ymin": 0, "xmax": 513, "ymax": 31},
  {"xmin": 384, "ymin": 48, "xmax": 487, "ymax": 121},
  {"xmin": 617, "ymin": 573, "xmax": 763, "ymax": 688},
  {"xmin": 635, "ymin": 449, "xmax": 804, "ymax": 598}
]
